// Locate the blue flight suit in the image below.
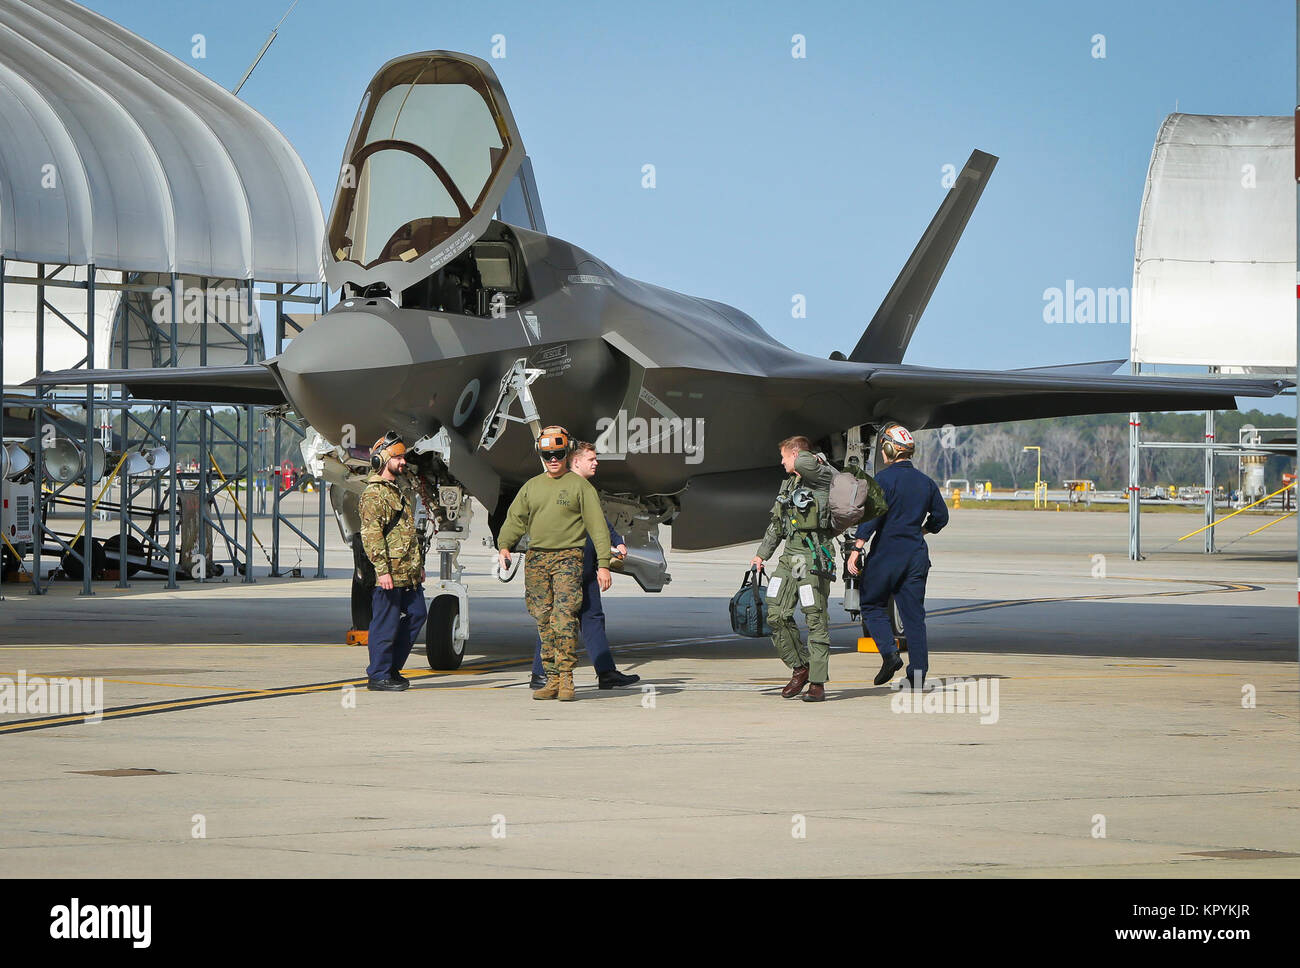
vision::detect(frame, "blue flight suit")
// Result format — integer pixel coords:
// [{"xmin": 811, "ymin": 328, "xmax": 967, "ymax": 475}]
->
[
  {"xmin": 531, "ymin": 519, "xmax": 623, "ymax": 678},
  {"xmin": 855, "ymin": 459, "xmax": 949, "ymax": 682}
]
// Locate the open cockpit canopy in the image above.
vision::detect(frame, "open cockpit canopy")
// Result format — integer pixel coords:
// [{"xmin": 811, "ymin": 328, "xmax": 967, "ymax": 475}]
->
[{"xmin": 325, "ymin": 52, "xmax": 525, "ymax": 294}]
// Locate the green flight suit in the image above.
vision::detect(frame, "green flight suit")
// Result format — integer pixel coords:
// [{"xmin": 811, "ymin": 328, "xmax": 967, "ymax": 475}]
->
[{"xmin": 755, "ymin": 451, "xmax": 837, "ymax": 684}]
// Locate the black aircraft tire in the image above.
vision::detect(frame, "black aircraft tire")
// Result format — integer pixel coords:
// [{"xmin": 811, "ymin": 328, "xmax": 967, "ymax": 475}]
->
[
  {"xmin": 351, "ymin": 576, "xmax": 373, "ymax": 630},
  {"xmin": 62, "ymin": 536, "xmax": 108, "ymax": 581},
  {"xmin": 425, "ymin": 594, "xmax": 465, "ymax": 670},
  {"xmin": 103, "ymin": 534, "xmax": 146, "ymax": 577},
  {"xmin": 350, "ymin": 534, "xmax": 375, "ymax": 630}
]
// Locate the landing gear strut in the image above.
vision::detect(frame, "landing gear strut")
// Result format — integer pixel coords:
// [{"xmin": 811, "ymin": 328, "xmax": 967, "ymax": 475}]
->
[{"xmin": 416, "ymin": 480, "xmax": 473, "ymax": 671}]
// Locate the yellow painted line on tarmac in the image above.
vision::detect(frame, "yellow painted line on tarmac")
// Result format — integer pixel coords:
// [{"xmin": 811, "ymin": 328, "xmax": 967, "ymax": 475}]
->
[
  {"xmin": 0, "ymin": 656, "xmax": 532, "ymax": 735},
  {"xmin": 0, "ymin": 673, "xmax": 272, "ymax": 693}
]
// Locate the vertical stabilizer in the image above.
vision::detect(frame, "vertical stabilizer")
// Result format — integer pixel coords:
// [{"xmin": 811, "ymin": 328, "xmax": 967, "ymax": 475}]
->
[{"xmin": 849, "ymin": 149, "xmax": 997, "ymax": 364}]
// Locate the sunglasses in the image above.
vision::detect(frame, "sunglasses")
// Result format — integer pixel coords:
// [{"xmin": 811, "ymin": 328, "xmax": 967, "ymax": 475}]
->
[{"xmin": 541, "ymin": 452, "xmax": 566, "ymax": 462}]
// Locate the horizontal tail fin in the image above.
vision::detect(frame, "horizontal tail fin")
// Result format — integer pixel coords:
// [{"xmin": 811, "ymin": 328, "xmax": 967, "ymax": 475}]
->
[
  {"xmin": 27, "ymin": 364, "xmax": 284, "ymax": 406},
  {"xmin": 849, "ymin": 149, "xmax": 998, "ymax": 365}
]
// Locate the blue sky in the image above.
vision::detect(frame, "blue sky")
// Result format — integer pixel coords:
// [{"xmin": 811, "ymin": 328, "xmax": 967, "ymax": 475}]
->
[{"xmin": 84, "ymin": 0, "xmax": 1294, "ymax": 394}]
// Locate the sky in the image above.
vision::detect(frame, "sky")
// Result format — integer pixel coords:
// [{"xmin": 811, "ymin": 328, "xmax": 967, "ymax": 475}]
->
[{"xmin": 81, "ymin": 0, "xmax": 1296, "ymax": 410}]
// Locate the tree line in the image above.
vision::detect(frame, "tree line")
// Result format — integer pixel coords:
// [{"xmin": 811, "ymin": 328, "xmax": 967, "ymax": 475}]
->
[{"xmin": 909, "ymin": 410, "xmax": 1294, "ymax": 493}]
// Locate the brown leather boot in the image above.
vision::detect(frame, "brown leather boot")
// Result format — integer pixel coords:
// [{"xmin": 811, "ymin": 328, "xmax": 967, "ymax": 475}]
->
[
  {"xmin": 781, "ymin": 666, "xmax": 810, "ymax": 698},
  {"xmin": 533, "ymin": 676, "xmax": 559, "ymax": 700},
  {"xmin": 557, "ymin": 671, "xmax": 576, "ymax": 701},
  {"xmin": 803, "ymin": 682, "xmax": 826, "ymax": 702}
]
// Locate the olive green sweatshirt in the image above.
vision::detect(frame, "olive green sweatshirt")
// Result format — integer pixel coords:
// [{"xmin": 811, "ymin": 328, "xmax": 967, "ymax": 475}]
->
[{"xmin": 496, "ymin": 471, "xmax": 611, "ymax": 569}]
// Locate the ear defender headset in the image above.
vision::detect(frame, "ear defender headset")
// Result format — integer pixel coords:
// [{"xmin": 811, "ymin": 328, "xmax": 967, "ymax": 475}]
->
[
  {"xmin": 535, "ymin": 425, "xmax": 574, "ymax": 463},
  {"xmin": 370, "ymin": 431, "xmax": 407, "ymax": 470},
  {"xmin": 880, "ymin": 424, "xmax": 915, "ymax": 461}
]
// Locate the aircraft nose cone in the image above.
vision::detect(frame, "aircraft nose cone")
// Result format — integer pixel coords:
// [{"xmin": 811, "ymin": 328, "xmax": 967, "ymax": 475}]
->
[{"xmin": 274, "ymin": 302, "xmax": 417, "ymax": 439}]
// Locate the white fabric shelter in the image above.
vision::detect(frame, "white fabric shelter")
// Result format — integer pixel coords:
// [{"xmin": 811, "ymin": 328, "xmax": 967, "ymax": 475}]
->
[
  {"xmin": 1131, "ymin": 114, "xmax": 1295, "ymax": 369},
  {"xmin": 0, "ymin": 0, "xmax": 323, "ymax": 281}
]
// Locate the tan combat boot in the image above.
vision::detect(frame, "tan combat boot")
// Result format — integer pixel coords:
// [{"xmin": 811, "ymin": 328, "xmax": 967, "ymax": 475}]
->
[
  {"xmin": 557, "ymin": 671, "xmax": 576, "ymax": 701},
  {"xmin": 533, "ymin": 676, "xmax": 559, "ymax": 700}
]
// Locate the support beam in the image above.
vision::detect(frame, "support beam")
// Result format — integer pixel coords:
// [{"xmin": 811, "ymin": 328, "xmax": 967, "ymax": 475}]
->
[
  {"xmin": 82, "ymin": 265, "xmax": 95, "ymax": 595},
  {"xmin": 271, "ymin": 283, "xmax": 283, "ymax": 576},
  {"xmin": 243, "ymin": 280, "xmax": 256, "ymax": 584},
  {"xmin": 117, "ymin": 272, "xmax": 131, "ymax": 588},
  {"xmin": 1127, "ymin": 393, "xmax": 1142, "ymax": 561},
  {"xmin": 1204, "ymin": 409, "xmax": 1216, "ymax": 554},
  {"xmin": 166, "ymin": 273, "xmax": 179, "ymax": 589},
  {"xmin": 31, "ymin": 264, "xmax": 45, "ymax": 595},
  {"xmin": 317, "ymin": 283, "xmax": 328, "ymax": 578}
]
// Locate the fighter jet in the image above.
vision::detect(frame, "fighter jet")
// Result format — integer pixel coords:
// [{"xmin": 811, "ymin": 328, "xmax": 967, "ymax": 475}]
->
[{"xmin": 33, "ymin": 51, "xmax": 1292, "ymax": 667}]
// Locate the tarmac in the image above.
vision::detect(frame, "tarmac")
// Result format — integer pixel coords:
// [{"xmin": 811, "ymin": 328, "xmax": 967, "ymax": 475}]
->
[{"xmin": 0, "ymin": 501, "xmax": 1296, "ymax": 878}]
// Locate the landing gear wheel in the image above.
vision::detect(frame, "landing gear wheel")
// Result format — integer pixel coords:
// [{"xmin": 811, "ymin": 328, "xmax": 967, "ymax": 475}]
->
[
  {"xmin": 425, "ymin": 594, "xmax": 465, "ymax": 670},
  {"xmin": 350, "ymin": 534, "xmax": 375, "ymax": 630}
]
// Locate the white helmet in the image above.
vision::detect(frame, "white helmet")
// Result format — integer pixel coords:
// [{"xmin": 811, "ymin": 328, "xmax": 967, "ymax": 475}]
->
[{"xmin": 880, "ymin": 424, "xmax": 915, "ymax": 461}]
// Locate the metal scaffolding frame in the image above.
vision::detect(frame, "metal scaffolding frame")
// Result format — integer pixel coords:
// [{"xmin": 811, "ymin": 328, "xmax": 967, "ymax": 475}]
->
[
  {"xmin": 2, "ymin": 262, "xmax": 326, "ymax": 598},
  {"xmin": 1127, "ymin": 364, "xmax": 1296, "ymax": 560}
]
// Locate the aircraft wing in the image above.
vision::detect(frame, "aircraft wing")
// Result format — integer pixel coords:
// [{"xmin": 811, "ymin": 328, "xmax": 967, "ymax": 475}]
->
[
  {"xmin": 864, "ymin": 364, "xmax": 1292, "ymax": 429},
  {"xmin": 26, "ymin": 364, "xmax": 287, "ymax": 407}
]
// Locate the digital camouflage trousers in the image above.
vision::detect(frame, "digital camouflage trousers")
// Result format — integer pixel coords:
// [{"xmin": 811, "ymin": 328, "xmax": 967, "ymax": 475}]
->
[{"xmin": 524, "ymin": 548, "xmax": 584, "ymax": 675}]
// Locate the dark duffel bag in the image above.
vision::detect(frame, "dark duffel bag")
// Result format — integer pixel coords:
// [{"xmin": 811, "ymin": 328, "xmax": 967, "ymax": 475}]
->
[{"xmin": 729, "ymin": 567, "xmax": 772, "ymax": 637}]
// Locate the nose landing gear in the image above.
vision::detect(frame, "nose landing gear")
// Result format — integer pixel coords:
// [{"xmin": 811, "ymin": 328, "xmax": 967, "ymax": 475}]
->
[{"xmin": 421, "ymin": 485, "xmax": 472, "ymax": 670}]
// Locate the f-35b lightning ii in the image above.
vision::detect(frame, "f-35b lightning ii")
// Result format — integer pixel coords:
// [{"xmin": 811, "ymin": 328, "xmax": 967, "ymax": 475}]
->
[{"xmin": 35, "ymin": 51, "xmax": 1291, "ymax": 668}]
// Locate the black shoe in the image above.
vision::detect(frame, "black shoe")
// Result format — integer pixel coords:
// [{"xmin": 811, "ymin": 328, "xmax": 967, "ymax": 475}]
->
[
  {"xmin": 392, "ymin": 672, "xmax": 409, "ymax": 685},
  {"xmin": 598, "ymin": 669, "xmax": 642, "ymax": 689},
  {"xmin": 874, "ymin": 652, "xmax": 903, "ymax": 686},
  {"xmin": 367, "ymin": 678, "xmax": 407, "ymax": 692},
  {"xmin": 529, "ymin": 674, "xmax": 547, "ymax": 690}
]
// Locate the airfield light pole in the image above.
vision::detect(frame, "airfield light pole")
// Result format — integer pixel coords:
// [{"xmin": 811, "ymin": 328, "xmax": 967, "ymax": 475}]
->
[{"xmin": 1023, "ymin": 445, "xmax": 1044, "ymax": 508}]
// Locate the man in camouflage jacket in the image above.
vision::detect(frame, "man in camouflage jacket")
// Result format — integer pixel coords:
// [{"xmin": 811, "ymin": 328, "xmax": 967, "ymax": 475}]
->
[{"xmin": 359, "ymin": 432, "xmax": 426, "ymax": 692}]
